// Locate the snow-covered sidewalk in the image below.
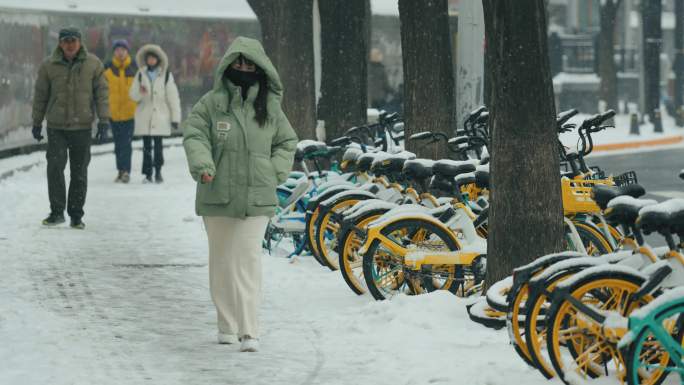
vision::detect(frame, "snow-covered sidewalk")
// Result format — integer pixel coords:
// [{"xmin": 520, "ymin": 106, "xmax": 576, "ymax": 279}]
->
[{"xmin": 0, "ymin": 145, "xmax": 554, "ymax": 385}]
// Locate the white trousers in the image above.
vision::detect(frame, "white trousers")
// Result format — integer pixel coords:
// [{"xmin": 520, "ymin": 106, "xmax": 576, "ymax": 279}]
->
[{"xmin": 203, "ymin": 216, "xmax": 269, "ymax": 339}]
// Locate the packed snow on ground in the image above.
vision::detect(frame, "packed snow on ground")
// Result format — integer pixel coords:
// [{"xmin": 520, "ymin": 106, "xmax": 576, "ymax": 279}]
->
[{"xmin": 0, "ymin": 144, "xmax": 556, "ymax": 385}]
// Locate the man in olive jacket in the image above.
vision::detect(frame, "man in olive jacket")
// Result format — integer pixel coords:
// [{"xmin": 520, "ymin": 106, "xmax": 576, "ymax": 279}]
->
[{"xmin": 32, "ymin": 27, "xmax": 110, "ymax": 229}]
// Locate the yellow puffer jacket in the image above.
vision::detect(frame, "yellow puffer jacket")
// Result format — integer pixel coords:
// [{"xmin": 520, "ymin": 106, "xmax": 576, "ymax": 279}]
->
[{"xmin": 104, "ymin": 55, "xmax": 137, "ymax": 122}]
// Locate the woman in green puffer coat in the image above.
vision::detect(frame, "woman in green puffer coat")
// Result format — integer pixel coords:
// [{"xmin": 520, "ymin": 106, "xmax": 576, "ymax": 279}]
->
[{"xmin": 182, "ymin": 37, "xmax": 298, "ymax": 352}]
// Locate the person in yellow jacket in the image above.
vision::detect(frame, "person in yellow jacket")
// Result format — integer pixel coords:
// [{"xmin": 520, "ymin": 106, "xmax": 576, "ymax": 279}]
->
[{"xmin": 104, "ymin": 39, "xmax": 137, "ymax": 183}]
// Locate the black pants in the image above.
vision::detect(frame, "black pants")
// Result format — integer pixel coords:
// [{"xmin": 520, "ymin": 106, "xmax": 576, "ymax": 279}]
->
[
  {"xmin": 46, "ymin": 128, "xmax": 92, "ymax": 219},
  {"xmin": 142, "ymin": 136, "xmax": 164, "ymax": 177}
]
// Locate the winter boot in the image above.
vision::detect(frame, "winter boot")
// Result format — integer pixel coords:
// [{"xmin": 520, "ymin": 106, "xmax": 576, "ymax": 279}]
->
[
  {"xmin": 70, "ymin": 217, "xmax": 86, "ymax": 230},
  {"xmin": 155, "ymin": 168, "xmax": 163, "ymax": 184},
  {"xmin": 239, "ymin": 336, "xmax": 259, "ymax": 352},
  {"xmin": 42, "ymin": 213, "xmax": 65, "ymax": 226}
]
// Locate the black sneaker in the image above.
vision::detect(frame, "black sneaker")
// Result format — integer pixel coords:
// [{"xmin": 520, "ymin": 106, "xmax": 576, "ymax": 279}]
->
[
  {"xmin": 42, "ymin": 213, "xmax": 65, "ymax": 226},
  {"xmin": 70, "ymin": 218, "xmax": 86, "ymax": 230},
  {"xmin": 143, "ymin": 175, "xmax": 153, "ymax": 184},
  {"xmin": 155, "ymin": 172, "xmax": 164, "ymax": 184}
]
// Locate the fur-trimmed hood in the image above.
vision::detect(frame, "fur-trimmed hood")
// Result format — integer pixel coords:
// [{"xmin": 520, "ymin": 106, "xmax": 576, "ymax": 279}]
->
[{"xmin": 135, "ymin": 44, "xmax": 169, "ymax": 72}]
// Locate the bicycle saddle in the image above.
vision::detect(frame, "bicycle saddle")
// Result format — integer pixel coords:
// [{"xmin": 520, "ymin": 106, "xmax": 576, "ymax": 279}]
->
[
  {"xmin": 295, "ymin": 140, "xmax": 328, "ymax": 161},
  {"xmin": 639, "ymin": 199, "xmax": 684, "ymax": 237},
  {"xmin": 341, "ymin": 147, "xmax": 363, "ymax": 172},
  {"xmin": 402, "ymin": 159, "xmax": 434, "ymax": 181},
  {"xmin": 433, "ymin": 159, "xmax": 478, "ymax": 178},
  {"xmin": 371, "ymin": 151, "xmax": 416, "ymax": 175},
  {"xmin": 592, "ymin": 184, "xmax": 646, "ymax": 211},
  {"xmin": 455, "ymin": 172, "xmax": 476, "ymax": 187},
  {"xmin": 605, "ymin": 196, "xmax": 657, "ymax": 227},
  {"xmin": 475, "ymin": 166, "xmax": 489, "ymax": 189},
  {"xmin": 357, "ymin": 152, "xmax": 385, "ymax": 173}
]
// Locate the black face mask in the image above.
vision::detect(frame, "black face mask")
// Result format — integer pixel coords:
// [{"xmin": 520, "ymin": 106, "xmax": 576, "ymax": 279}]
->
[{"xmin": 225, "ymin": 67, "xmax": 260, "ymax": 90}]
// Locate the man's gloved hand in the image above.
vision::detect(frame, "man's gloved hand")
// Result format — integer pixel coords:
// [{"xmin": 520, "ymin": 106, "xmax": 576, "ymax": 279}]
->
[
  {"xmin": 96, "ymin": 120, "xmax": 110, "ymax": 143},
  {"xmin": 32, "ymin": 126, "xmax": 44, "ymax": 142},
  {"xmin": 171, "ymin": 122, "xmax": 179, "ymax": 130}
]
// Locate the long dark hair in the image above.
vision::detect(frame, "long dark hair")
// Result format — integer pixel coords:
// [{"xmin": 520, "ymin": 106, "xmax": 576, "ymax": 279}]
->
[{"xmin": 253, "ymin": 69, "xmax": 268, "ymax": 127}]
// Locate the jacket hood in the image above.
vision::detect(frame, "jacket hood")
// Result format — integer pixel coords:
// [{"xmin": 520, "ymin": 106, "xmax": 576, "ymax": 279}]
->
[
  {"xmin": 51, "ymin": 45, "xmax": 88, "ymax": 62},
  {"xmin": 135, "ymin": 44, "xmax": 168, "ymax": 72},
  {"xmin": 214, "ymin": 37, "xmax": 283, "ymax": 98}
]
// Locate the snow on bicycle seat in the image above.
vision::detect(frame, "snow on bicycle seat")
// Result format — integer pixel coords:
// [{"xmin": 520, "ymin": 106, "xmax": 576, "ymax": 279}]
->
[
  {"xmin": 606, "ymin": 196, "xmax": 657, "ymax": 226},
  {"xmin": 592, "ymin": 184, "xmax": 646, "ymax": 211},
  {"xmin": 371, "ymin": 151, "xmax": 416, "ymax": 174},
  {"xmin": 432, "ymin": 159, "xmax": 478, "ymax": 178},
  {"xmin": 341, "ymin": 147, "xmax": 364, "ymax": 172},
  {"xmin": 357, "ymin": 152, "xmax": 386, "ymax": 173},
  {"xmin": 455, "ymin": 172, "xmax": 476, "ymax": 186},
  {"xmin": 295, "ymin": 140, "xmax": 328, "ymax": 161},
  {"xmin": 402, "ymin": 159, "xmax": 434, "ymax": 180},
  {"xmin": 639, "ymin": 199, "xmax": 684, "ymax": 235}
]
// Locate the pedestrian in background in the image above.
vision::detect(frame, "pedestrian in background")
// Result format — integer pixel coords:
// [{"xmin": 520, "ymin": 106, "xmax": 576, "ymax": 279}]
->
[
  {"xmin": 129, "ymin": 44, "xmax": 181, "ymax": 183},
  {"xmin": 183, "ymin": 37, "xmax": 298, "ymax": 352},
  {"xmin": 104, "ymin": 39, "xmax": 137, "ymax": 183},
  {"xmin": 32, "ymin": 27, "xmax": 110, "ymax": 229}
]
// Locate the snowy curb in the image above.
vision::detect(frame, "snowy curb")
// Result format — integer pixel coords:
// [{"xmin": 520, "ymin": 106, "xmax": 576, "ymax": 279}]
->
[{"xmin": 591, "ymin": 134, "xmax": 684, "ymax": 153}]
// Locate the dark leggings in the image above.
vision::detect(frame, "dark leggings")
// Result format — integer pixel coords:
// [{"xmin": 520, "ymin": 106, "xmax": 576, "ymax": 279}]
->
[{"xmin": 142, "ymin": 136, "xmax": 164, "ymax": 177}]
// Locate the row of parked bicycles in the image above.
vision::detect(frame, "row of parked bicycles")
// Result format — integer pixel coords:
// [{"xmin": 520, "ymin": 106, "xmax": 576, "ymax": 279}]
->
[{"xmin": 266, "ymin": 107, "xmax": 684, "ymax": 385}]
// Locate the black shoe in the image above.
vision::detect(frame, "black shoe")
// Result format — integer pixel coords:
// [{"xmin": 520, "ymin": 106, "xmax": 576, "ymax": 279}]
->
[
  {"xmin": 143, "ymin": 175, "xmax": 153, "ymax": 184},
  {"xmin": 42, "ymin": 213, "xmax": 65, "ymax": 226},
  {"xmin": 155, "ymin": 171, "xmax": 164, "ymax": 184},
  {"xmin": 70, "ymin": 218, "xmax": 85, "ymax": 230}
]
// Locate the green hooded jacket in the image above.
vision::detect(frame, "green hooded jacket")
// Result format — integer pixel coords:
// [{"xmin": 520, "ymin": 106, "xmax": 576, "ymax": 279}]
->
[
  {"xmin": 182, "ymin": 37, "xmax": 298, "ymax": 218},
  {"xmin": 32, "ymin": 45, "xmax": 110, "ymax": 130}
]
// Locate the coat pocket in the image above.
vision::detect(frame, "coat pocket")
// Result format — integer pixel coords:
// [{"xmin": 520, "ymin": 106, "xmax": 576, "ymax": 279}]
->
[
  {"xmin": 197, "ymin": 151, "xmax": 230, "ymax": 204},
  {"xmin": 250, "ymin": 152, "xmax": 277, "ymax": 187},
  {"xmin": 249, "ymin": 186, "xmax": 278, "ymax": 207}
]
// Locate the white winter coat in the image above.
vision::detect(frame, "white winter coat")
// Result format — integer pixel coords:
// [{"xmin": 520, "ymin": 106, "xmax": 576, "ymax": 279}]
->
[{"xmin": 129, "ymin": 44, "xmax": 181, "ymax": 137}]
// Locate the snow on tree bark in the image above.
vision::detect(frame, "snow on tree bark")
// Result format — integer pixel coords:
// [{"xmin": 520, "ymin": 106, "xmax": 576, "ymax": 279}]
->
[
  {"xmin": 317, "ymin": 0, "xmax": 370, "ymax": 142},
  {"xmin": 482, "ymin": 0, "xmax": 564, "ymax": 287},
  {"xmin": 398, "ymin": 0, "xmax": 456, "ymax": 160},
  {"xmin": 247, "ymin": 0, "xmax": 317, "ymax": 139}
]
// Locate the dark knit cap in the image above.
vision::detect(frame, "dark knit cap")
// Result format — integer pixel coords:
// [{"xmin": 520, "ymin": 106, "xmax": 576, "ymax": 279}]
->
[
  {"xmin": 112, "ymin": 39, "xmax": 130, "ymax": 51},
  {"xmin": 59, "ymin": 27, "xmax": 81, "ymax": 41}
]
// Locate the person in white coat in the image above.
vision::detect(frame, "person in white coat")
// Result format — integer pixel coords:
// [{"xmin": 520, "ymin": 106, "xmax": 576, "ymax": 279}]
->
[{"xmin": 129, "ymin": 44, "xmax": 181, "ymax": 183}]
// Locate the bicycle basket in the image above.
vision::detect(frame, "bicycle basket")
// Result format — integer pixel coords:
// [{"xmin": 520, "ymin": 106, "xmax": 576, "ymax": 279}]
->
[
  {"xmin": 562, "ymin": 178, "xmax": 614, "ymax": 214},
  {"xmin": 613, "ymin": 171, "xmax": 638, "ymax": 187}
]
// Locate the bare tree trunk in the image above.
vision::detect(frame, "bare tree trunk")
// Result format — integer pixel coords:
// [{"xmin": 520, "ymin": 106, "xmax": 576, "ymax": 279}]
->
[
  {"xmin": 675, "ymin": 0, "xmax": 684, "ymax": 126},
  {"xmin": 598, "ymin": 0, "xmax": 622, "ymax": 112},
  {"xmin": 317, "ymin": 0, "xmax": 370, "ymax": 142},
  {"xmin": 398, "ymin": 0, "xmax": 456, "ymax": 159},
  {"xmin": 247, "ymin": 0, "xmax": 317, "ymax": 139},
  {"xmin": 482, "ymin": 0, "xmax": 564, "ymax": 287},
  {"xmin": 642, "ymin": 0, "xmax": 663, "ymax": 131}
]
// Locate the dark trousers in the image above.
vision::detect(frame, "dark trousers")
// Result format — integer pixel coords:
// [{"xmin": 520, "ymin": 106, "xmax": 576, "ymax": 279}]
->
[
  {"xmin": 46, "ymin": 128, "xmax": 92, "ymax": 219},
  {"xmin": 142, "ymin": 136, "xmax": 164, "ymax": 177},
  {"xmin": 111, "ymin": 119, "xmax": 134, "ymax": 173}
]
